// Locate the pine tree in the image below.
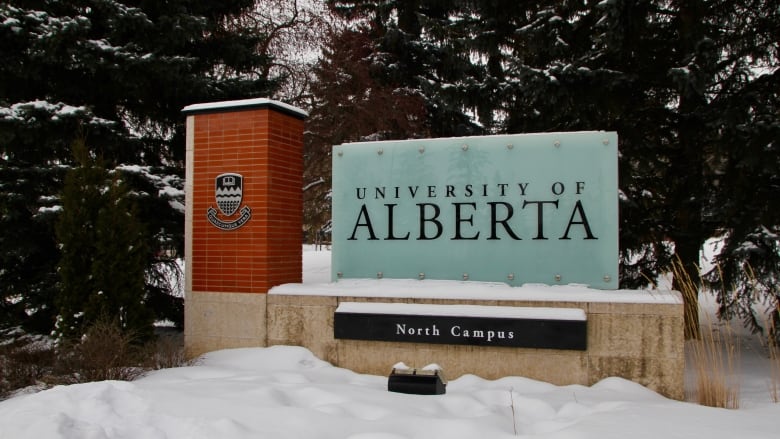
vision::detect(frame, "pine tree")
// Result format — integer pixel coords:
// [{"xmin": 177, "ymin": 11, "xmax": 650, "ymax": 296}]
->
[
  {"xmin": 1, "ymin": 0, "xmax": 279, "ymax": 333},
  {"xmin": 327, "ymin": 0, "xmax": 485, "ymax": 137},
  {"xmin": 55, "ymin": 140, "xmax": 154, "ymax": 341},
  {"xmin": 89, "ymin": 175, "xmax": 154, "ymax": 341},
  {"xmin": 55, "ymin": 140, "xmax": 106, "ymax": 340},
  {"xmin": 698, "ymin": 2, "xmax": 780, "ymax": 337},
  {"xmin": 328, "ymin": 0, "xmax": 780, "ymax": 338}
]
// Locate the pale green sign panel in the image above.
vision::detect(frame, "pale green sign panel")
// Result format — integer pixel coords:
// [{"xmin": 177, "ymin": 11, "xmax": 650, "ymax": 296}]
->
[{"xmin": 331, "ymin": 132, "xmax": 618, "ymax": 289}]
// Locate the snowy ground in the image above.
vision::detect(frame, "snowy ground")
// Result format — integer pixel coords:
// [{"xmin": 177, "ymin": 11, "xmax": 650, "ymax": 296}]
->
[{"xmin": 1, "ymin": 246, "xmax": 779, "ymax": 439}]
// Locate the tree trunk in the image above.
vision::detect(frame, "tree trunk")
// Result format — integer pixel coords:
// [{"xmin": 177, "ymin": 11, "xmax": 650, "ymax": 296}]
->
[{"xmin": 673, "ymin": 0, "xmax": 707, "ymax": 340}]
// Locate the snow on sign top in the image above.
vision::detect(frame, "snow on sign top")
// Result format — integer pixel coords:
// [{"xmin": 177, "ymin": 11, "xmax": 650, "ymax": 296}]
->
[
  {"xmin": 181, "ymin": 98, "xmax": 308, "ymax": 119},
  {"xmin": 271, "ymin": 278, "xmax": 682, "ymax": 305},
  {"xmin": 336, "ymin": 301, "xmax": 587, "ymax": 321}
]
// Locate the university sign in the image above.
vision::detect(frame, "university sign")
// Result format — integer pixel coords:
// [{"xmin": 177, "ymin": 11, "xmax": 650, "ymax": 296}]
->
[
  {"xmin": 182, "ymin": 100, "xmax": 683, "ymax": 399},
  {"xmin": 331, "ymin": 131, "xmax": 619, "ymax": 288}
]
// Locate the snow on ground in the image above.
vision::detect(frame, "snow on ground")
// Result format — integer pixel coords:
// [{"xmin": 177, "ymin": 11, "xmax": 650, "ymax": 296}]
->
[
  {"xmin": 1, "ymin": 246, "xmax": 779, "ymax": 439},
  {"xmin": 1, "ymin": 346, "xmax": 778, "ymax": 439}
]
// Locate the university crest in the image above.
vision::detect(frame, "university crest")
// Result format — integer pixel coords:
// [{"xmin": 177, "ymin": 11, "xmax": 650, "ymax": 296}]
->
[{"xmin": 207, "ymin": 173, "xmax": 252, "ymax": 230}]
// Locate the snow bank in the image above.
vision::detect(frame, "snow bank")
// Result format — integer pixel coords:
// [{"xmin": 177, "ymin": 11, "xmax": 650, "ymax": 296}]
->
[{"xmin": 1, "ymin": 346, "xmax": 778, "ymax": 439}]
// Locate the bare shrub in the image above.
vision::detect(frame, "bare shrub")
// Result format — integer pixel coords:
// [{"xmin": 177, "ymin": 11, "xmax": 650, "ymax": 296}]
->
[
  {"xmin": 0, "ymin": 333, "xmax": 56, "ymax": 399},
  {"xmin": 1, "ymin": 320, "xmax": 189, "ymax": 400},
  {"xmin": 56, "ymin": 319, "xmax": 145, "ymax": 383},
  {"xmin": 139, "ymin": 331, "xmax": 187, "ymax": 370}
]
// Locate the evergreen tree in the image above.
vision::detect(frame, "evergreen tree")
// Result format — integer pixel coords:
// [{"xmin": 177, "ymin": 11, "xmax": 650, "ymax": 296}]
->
[
  {"xmin": 55, "ymin": 140, "xmax": 107, "ymax": 340},
  {"xmin": 89, "ymin": 174, "xmax": 154, "ymax": 341},
  {"xmin": 56, "ymin": 140, "xmax": 153, "ymax": 341},
  {"xmin": 1, "ymin": 0, "xmax": 278, "ymax": 333},
  {"xmin": 328, "ymin": 0, "xmax": 484, "ymax": 137},
  {"xmin": 328, "ymin": 0, "xmax": 780, "ymax": 338}
]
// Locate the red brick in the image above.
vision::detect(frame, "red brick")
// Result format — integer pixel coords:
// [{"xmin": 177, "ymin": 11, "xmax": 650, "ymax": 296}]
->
[{"xmin": 188, "ymin": 105, "xmax": 303, "ymax": 294}]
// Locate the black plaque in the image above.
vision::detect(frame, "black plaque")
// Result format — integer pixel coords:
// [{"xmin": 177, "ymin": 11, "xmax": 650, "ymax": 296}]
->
[{"xmin": 334, "ymin": 312, "xmax": 587, "ymax": 350}]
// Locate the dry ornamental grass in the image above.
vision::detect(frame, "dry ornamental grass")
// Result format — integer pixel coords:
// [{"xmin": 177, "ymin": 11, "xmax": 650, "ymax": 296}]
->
[{"xmin": 675, "ymin": 260, "xmax": 741, "ymax": 408}]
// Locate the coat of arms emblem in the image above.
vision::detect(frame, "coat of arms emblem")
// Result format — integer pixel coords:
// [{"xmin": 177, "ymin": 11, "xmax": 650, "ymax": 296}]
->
[
  {"xmin": 215, "ymin": 173, "xmax": 243, "ymax": 216},
  {"xmin": 207, "ymin": 173, "xmax": 252, "ymax": 230}
]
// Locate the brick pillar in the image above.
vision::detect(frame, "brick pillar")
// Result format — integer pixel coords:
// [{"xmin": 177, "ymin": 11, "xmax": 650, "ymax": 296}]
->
[{"xmin": 182, "ymin": 98, "xmax": 306, "ymax": 357}]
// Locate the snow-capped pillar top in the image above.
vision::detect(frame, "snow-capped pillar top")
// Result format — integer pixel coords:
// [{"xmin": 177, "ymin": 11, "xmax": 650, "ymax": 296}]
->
[
  {"xmin": 182, "ymin": 98, "xmax": 308, "ymax": 120},
  {"xmin": 183, "ymin": 98, "xmax": 307, "ymax": 294}
]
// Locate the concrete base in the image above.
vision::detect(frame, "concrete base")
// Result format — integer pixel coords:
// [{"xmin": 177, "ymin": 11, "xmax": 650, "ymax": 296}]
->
[
  {"xmin": 184, "ymin": 291, "xmax": 268, "ymax": 358},
  {"xmin": 184, "ymin": 288, "xmax": 684, "ymax": 400},
  {"xmin": 266, "ymin": 291, "xmax": 684, "ymax": 400}
]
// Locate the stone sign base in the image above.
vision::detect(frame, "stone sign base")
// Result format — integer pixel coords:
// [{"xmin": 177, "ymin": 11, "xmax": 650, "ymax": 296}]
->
[
  {"xmin": 185, "ymin": 291, "xmax": 269, "ymax": 355},
  {"xmin": 258, "ymin": 284, "xmax": 685, "ymax": 399},
  {"xmin": 187, "ymin": 284, "xmax": 683, "ymax": 400}
]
